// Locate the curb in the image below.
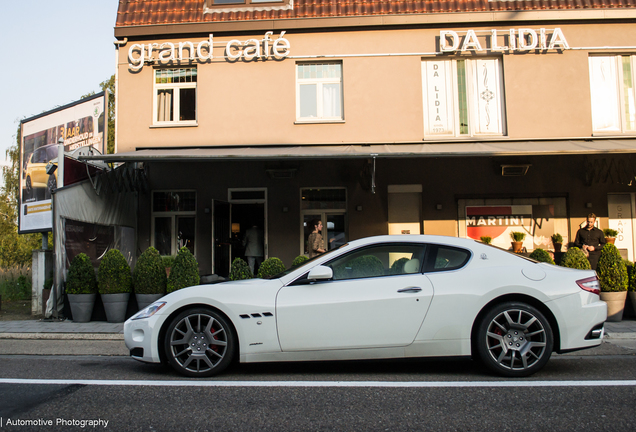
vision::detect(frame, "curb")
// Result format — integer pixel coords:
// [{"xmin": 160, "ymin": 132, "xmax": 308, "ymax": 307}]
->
[
  {"xmin": 604, "ymin": 332, "xmax": 636, "ymax": 340},
  {"xmin": 0, "ymin": 333, "xmax": 124, "ymax": 341}
]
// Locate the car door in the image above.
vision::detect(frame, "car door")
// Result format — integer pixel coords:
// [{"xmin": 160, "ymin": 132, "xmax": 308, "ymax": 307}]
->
[{"xmin": 276, "ymin": 243, "xmax": 434, "ymax": 351}]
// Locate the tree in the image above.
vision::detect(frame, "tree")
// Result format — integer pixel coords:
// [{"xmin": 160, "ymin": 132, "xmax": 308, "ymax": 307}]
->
[{"xmin": 0, "ymin": 126, "xmax": 42, "ymax": 267}]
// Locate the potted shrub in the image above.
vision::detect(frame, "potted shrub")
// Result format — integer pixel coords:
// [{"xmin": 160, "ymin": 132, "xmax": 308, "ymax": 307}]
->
[
  {"xmin": 65, "ymin": 253, "xmax": 97, "ymax": 323},
  {"xmin": 167, "ymin": 247, "xmax": 200, "ymax": 293},
  {"xmin": 98, "ymin": 249, "xmax": 133, "ymax": 323},
  {"xmin": 603, "ymin": 228, "xmax": 618, "ymax": 245},
  {"xmin": 291, "ymin": 255, "xmax": 310, "ymax": 268},
  {"xmin": 559, "ymin": 247, "xmax": 591, "ymax": 270},
  {"xmin": 597, "ymin": 243, "xmax": 628, "ymax": 322},
  {"xmin": 390, "ymin": 257, "xmax": 410, "ymax": 274},
  {"xmin": 510, "ymin": 231, "xmax": 526, "ymax": 253},
  {"xmin": 133, "ymin": 247, "xmax": 167, "ymax": 310},
  {"xmin": 480, "ymin": 236, "xmax": 492, "ymax": 245},
  {"xmin": 229, "ymin": 257, "xmax": 253, "ymax": 281},
  {"xmin": 528, "ymin": 248, "xmax": 555, "ymax": 265},
  {"xmin": 162, "ymin": 255, "xmax": 175, "ymax": 278},
  {"xmin": 257, "ymin": 257, "xmax": 286, "ymax": 278},
  {"xmin": 629, "ymin": 263, "xmax": 636, "ymax": 316},
  {"xmin": 551, "ymin": 233, "xmax": 564, "ymax": 252}
]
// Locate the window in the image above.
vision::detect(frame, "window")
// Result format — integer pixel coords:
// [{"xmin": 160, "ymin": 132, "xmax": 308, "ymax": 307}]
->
[
  {"xmin": 422, "ymin": 58, "xmax": 505, "ymax": 138},
  {"xmin": 425, "ymin": 245, "xmax": 471, "ymax": 272},
  {"xmin": 589, "ymin": 56, "xmax": 636, "ymax": 134},
  {"xmin": 153, "ymin": 68, "xmax": 197, "ymax": 125},
  {"xmin": 203, "ymin": 0, "xmax": 292, "ymax": 13},
  {"xmin": 325, "ymin": 244, "xmax": 425, "ymax": 281},
  {"xmin": 296, "ymin": 63, "xmax": 343, "ymax": 122},
  {"xmin": 152, "ymin": 191, "xmax": 196, "ymax": 256},
  {"xmin": 301, "ymin": 188, "xmax": 347, "ymax": 254}
]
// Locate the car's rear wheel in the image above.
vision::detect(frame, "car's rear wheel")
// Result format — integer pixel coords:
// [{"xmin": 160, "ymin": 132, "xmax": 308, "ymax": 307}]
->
[
  {"xmin": 476, "ymin": 302, "xmax": 553, "ymax": 377},
  {"xmin": 164, "ymin": 308, "xmax": 235, "ymax": 377},
  {"xmin": 25, "ymin": 176, "xmax": 32, "ymax": 199},
  {"xmin": 47, "ymin": 174, "xmax": 56, "ymax": 197}
]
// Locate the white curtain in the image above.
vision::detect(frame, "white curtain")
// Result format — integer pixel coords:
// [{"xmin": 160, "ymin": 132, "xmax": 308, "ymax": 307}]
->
[
  {"xmin": 322, "ymin": 83, "xmax": 341, "ymax": 118},
  {"xmin": 157, "ymin": 89, "xmax": 173, "ymax": 122},
  {"xmin": 589, "ymin": 57, "xmax": 621, "ymax": 133}
]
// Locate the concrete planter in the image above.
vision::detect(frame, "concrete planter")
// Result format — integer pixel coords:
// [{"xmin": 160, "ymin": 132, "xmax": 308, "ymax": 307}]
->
[
  {"xmin": 136, "ymin": 293, "xmax": 164, "ymax": 311},
  {"xmin": 600, "ymin": 291, "xmax": 627, "ymax": 322},
  {"xmin": 67, "ymin": 293, "xmax": 96, "ymax": 323},
  {"xmin": 101, "ymin": 293, "xmax": 130, "ymax": 323}
]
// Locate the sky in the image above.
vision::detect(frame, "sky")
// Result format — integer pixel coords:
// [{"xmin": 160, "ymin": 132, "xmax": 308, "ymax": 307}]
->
[{"xmin": 0, "ymin": 1, "xmax": 118, "ymax": 186}]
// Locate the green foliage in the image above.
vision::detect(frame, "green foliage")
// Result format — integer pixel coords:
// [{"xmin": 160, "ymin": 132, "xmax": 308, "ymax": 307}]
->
[
  {"xmin": 98, "ymin": 249, "xmax": 132, "ymax": 295},
  {"xmin": 0, "ymin": 273, "xmax": 32, "ymax": 301},
  {"xmin": 66, "ymin": 253, "xmax": 97, "ymax": 295},
  {"xmin": 167, "ymin": 247, "xmax": 200, "ymax": 293},
  {"xmin": 229, "ymin": 258, "xmax": 253, "ymax": 281},
  {"xmin": 162, "ymin": 255, "xmax": 175, "ymax": 270},
  {"xmin": 510, "ymin": 231, "xmax": 526, "ymax": 242},
  {"xmin": 390, "ymin": 257, "xmax": 409, "ymax": 274},
  {"xmin": 349, "ymin": 255, "xmax": 385, "ymax": 278},
  {"xmin": 257, "ymin": 257, "xmax": 286, "ymax": 279},
  {"xmin": 133, "ymin": 247, "xmax": 167, "ymax": 295},
  {"xmin": 597, "ymin": 243, "xmax": 628, "ymax": 292},
  {"xmin": 551, "ymin": 233, "xmax": 563, "ymax": 243},
  {"xmin": 480, "ymin": 236, "xmax": 492, "ymax": 244},
  {"xmin": 292, "ymin": 255, "xmax": 309, "ymax": 268},
  {"xmin": 528, "ymin": 248, "xmax": 555, "ymax": 265},
  {"xmin": 629, "ymin": 263, "xmax": 636, "ymax": 292},
  {"xmin": 603, "ymin": 228, "xmax": 618, "ymax": 238},
  {"xmin": 560, "ymin": 247, "xmax": 591, "ymax": 270}
]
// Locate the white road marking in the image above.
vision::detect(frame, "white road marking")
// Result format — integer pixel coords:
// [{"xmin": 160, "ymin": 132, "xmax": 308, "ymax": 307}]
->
[{"xmin": 0, "ymin": 379, "xmax": 635, "ymax": 387}]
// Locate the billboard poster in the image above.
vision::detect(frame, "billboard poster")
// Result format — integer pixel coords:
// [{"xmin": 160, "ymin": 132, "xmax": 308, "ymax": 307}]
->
[
  {"xmin": 19, "ymin": 93, "xmax": 107, "ymax": 233},
  {"xmin": 466, "ymin": 205, "xmax": 534, "ymax": 251}
]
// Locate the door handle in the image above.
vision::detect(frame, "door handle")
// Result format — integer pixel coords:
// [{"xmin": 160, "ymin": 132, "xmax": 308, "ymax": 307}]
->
[{"xmin": 398, "ymin": 287, "xmax": 422, "ymax": 293}]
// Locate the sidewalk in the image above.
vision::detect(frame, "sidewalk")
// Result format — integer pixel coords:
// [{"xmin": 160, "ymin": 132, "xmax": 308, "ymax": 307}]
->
[{"xmin": 0, "ymin": 318, "xmax": 634, "ymax": 340}]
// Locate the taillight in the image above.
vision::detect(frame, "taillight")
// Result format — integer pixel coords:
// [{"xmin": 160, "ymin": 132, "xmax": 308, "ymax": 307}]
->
[{"xmin": 577, "ymin": 276, "xmax": 600, "ymax": 295}]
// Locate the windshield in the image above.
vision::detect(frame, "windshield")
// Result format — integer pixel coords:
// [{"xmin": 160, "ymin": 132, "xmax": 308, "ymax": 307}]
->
[{"xmin": 270, "ymin": 243, "xmax": 349, "ymax": 279}]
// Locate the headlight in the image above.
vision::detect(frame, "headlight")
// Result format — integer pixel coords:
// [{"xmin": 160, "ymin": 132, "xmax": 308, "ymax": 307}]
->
[{"xmin": 131, "ymin": 301, "xmax": 167, "ymax": 320}]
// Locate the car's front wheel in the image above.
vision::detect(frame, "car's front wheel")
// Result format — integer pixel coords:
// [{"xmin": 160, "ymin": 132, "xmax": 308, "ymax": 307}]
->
[
  {"xmin": 164, "ymin": 308, "xmax": 235, "ymax": 377},
  {"xmin": 475, "ymin": 302, "xmax": 553, "ymax": 377}
]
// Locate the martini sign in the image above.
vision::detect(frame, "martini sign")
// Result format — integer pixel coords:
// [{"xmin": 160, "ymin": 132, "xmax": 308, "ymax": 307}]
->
[{"xmin": 466, "ymin": 206, "xmax": 533, "ymax": 250}]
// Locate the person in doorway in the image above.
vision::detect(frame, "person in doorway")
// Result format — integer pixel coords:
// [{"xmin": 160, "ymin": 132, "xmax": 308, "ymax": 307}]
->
[
  {"xmin": 243, "ymin": 224, "xmax": 264, "ymax": 275},
  {"xmin": 307, "ymin": 219, "xmax": 326, "ymax": 259},
  {"xmin": 573, "ymin": 213, "xmax": 606, "ymax": 270}
]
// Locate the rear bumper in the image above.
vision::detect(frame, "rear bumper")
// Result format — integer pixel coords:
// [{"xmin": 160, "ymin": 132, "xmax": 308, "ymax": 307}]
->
[{"xmin": 549, "ymin": 292, "xmax": 607, "ymax": 352}]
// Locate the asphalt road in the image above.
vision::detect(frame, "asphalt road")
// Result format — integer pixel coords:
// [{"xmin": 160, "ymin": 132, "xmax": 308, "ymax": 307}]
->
[{"xmin": 0, "ymin": 341, "xmax": 634, "ymax": 431}]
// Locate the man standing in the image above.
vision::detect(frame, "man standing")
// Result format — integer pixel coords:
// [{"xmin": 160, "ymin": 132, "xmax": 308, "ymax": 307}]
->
[
  {"xmin": 243, "ymin": 224, "xmax": 264, "ymax": 275},
  {"xmin": 573, "ymin": 213, "xmax": 606, "ymax": 270}
]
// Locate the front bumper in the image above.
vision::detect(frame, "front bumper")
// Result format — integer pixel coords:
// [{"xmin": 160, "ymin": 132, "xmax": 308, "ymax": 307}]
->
[{"xmin": 124, "ymin": 315, "xmax": 164, "ymax": 364}]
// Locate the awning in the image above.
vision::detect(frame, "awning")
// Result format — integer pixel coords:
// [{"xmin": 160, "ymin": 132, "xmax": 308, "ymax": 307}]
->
[{"xmin": 78, "ymin": 139, "xmax": 636, "ymax": 163}]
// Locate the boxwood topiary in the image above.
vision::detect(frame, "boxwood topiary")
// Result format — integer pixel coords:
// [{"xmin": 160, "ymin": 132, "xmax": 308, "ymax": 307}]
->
[
  {"xmin": 98, "ymin": 249, "xmax": 132, "ymax": 295},
  {"xmin": 66, "ymin": 253, "xmax": 97, "ymax": 295},
  {"xmin": 230, "ymin": 258, "xmax": 253, "ymax": 281},
  {"xmin": 133, "ymin": 247, "xmax": 167, "ymax": 295},
  {"xmin": 390, "ymin": 257, "xmax": 409, "ymax": 274},
  {"xmin": 257, "ymin": 257, "xmax": 286, "ymax": 279},
  {"xmin": 629, "ymin": 263, "xmax": 636, "ymax": 292},
  {"xmin": 292, "ymin": 255, "xmax": 309, "ymax": 268},
  {"xmin": 167, "ymin": 247, "xmax": 200, "ymax": 293},
  {"xmin": 349, "ymin": 255, "xmax": 385, "ymax": 278},
  {"xmin": 560, "ymin": 247, "xmax": 591, "ymax": 270},
  {"xmin": 597, "ymin": 243, "xmax": 628, "ymax": 292},
  {"xmin": 529, "ymin": 248, "xmax": 555, "ymax": 265}
]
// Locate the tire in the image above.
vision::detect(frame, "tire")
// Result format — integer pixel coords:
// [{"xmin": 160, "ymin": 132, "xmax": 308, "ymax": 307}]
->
[
  {"xmin": 475, "ymin": 302, "xmax": 553, "ymax": 377},
  {"xmin": 164, "ymin": 307, "xmax": 236, "ymax": 377},
  {"xmin": 25, "ymin": 176, "xmax": 32, "ymax": 200},
  {"xmin": 46, "ymin": 174, "xmax": 56, "ymax": 199}
]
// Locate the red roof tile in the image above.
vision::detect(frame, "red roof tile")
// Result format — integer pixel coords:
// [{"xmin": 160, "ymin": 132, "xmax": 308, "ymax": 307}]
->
[{"xmin": 116, "ymin": 0, "xmax": 636, "ymax": 27}]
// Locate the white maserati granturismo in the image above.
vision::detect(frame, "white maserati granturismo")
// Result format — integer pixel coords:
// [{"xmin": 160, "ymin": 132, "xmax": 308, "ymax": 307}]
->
[{"xmin": 124, "ymin": 235, "xmax": 607, "ymax": 377}]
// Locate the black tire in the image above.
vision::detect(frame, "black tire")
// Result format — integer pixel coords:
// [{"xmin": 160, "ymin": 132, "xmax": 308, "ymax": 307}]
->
[
  {"xmin": 164, "ymin": 307, "xmax": 236, "ymax": 377},
  {"xmin": 24, "ymin": 176, "xmax": 32, "ymax": 200},
  {"xmin": 46, "ymin": 174, "xmax": 56, "ymax": 199},
  {"xmin": 475, "ymin": 302, "xmax": 553, "ymax": 377}
]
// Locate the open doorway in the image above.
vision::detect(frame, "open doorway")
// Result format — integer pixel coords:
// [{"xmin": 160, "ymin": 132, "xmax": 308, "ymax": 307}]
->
[{"xmin": 232, "ymin": 203, "xmax": 266, "ymax": 275}]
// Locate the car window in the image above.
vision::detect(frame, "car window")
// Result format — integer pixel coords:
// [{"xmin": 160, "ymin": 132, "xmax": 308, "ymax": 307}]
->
[
  {"xmin": 426, "ymin": 245, "xmax": 471, "ymax": 272},
  {"xmin": 325, "ymin": 243, "xmax": 425, "ymax": 281},
  {"xmin": 46, "ymin": 145, "xmax": 58, "ymax": 161}
]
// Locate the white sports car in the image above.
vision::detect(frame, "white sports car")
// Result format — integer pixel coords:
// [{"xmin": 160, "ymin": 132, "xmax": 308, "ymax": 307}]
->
[{"xmin": 124, "ymin": 235, "xmax": 607, "ymax": 377}]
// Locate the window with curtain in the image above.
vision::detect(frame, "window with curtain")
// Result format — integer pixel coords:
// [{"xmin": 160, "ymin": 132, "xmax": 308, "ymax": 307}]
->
[
  {"xmin": 154, "ymin": 68, "xmax": 197, "ymax": 125},
  {"xmin": 589, "ymin": 56, "xmax": 636, "ymax": 134},
  {"xmin": 421, "ymin": 58, "xmax": 506, "ymax": 138},
  {"xmin": 296, "ymin": 62, "xmax": 343, "ymax": 122}
]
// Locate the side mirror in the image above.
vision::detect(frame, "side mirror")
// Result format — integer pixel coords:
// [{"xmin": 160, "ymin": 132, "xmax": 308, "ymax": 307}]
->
[{"xmin": 307, "ymin": 265, "xmax": 333, "ymax": 281}]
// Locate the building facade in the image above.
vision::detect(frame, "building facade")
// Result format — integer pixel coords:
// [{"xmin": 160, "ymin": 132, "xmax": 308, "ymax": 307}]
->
[{"xmin": 100, "ymin": 0, "xmax": 636, "ymax": 278}]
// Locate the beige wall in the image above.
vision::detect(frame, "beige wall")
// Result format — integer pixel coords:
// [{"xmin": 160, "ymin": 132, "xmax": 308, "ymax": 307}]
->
[{"xmin": 116, "ymin": 22, "xmax": 631, "ymax": 152}]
